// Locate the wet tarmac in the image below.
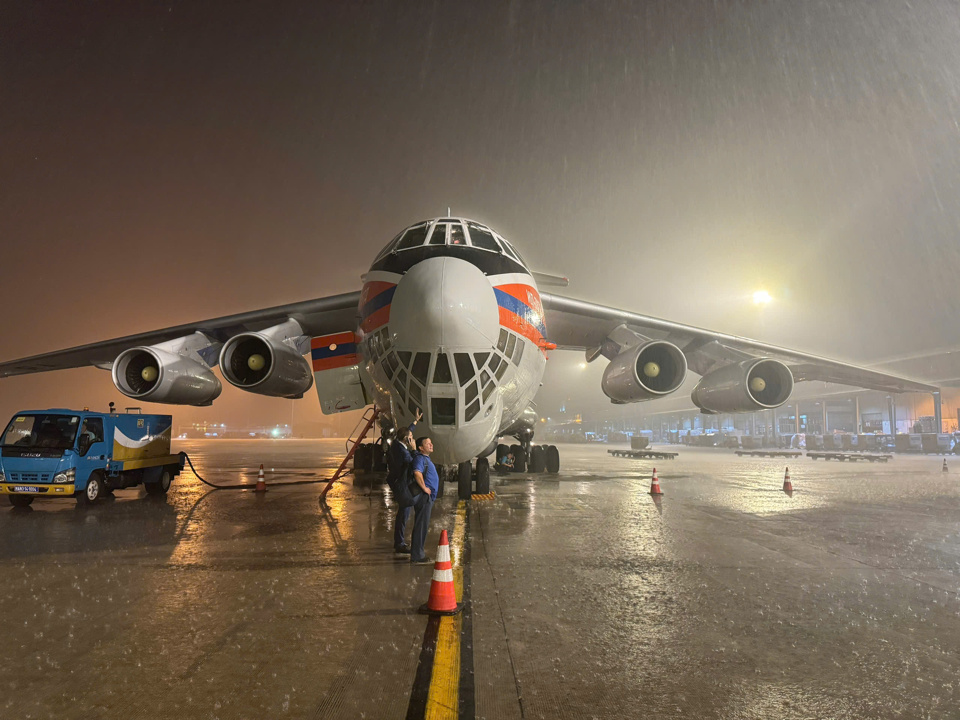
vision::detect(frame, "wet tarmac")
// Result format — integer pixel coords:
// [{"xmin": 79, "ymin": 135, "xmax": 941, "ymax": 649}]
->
[{"xmin": 2, "ymin": 440, "xmax": 959, "ymax": 719}]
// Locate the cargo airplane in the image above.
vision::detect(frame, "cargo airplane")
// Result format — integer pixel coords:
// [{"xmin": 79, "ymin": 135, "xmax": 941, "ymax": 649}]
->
[{"xmin": 0, "ymin": 217, "xmax": 937, "ymax": 494}]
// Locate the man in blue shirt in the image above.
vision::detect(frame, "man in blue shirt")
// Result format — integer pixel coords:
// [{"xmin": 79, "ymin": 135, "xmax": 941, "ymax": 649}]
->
[{"xmin": 410, "ymin": 436, "xmax": 440, "ymax": 564}]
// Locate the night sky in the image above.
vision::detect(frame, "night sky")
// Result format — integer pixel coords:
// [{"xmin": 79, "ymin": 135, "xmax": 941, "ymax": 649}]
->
[{"xmin": 2, "ymin": 1, "xmax": 959, "ymax": 429}]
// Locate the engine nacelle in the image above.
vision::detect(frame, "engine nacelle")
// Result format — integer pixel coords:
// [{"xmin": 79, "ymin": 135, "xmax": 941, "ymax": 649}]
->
[
  {"xmin": 691, "ymin": 358, "xmax": 794, "ymax": 413},
  {"xmin": 113, "ymin": 340, "xmax": 222, "ymax": 406},
  {"xmin": 219, "ymin": 321, "xmax": 313, "ymax": 398},
  {"xmin": 601, "ymin": 341, "xmax": 687, "ymax": 403}
]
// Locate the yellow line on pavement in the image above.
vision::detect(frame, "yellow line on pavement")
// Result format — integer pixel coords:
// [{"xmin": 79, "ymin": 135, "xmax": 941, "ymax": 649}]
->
[{"xmin": 424, "ymin": 501, "xmax": 467, "ymax": 720}]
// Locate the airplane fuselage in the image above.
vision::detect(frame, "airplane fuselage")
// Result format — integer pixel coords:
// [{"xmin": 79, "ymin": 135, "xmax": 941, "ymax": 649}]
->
[{"xmin": 356, "ymin": 218, "xmax": 547, "ymax": 464}]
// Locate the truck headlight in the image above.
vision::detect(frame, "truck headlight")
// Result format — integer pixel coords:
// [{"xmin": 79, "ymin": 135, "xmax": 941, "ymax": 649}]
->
[{"xmin": 54, "ymin": 469, "xmax": 76, "ymax": 484}]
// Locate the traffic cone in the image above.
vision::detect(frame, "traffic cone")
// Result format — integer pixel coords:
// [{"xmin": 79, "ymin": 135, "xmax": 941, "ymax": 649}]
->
[
  {"xmin": 418, "ymin": 530, "xmax": 463, "ymax": 616},
  {"xmin": 943, "ymin": 459, "xmax": 948, "ymax": 473},
  {"xmin": 649, "ymin": 467, "xmax": 663, "ymax": 495},
  {"xmin": 782, "ymin": 467, "xmax": 793, "ymax": 494},
  {"xmin": 255, "ymin": 464, "xmax": 267, "ymax": 493}
]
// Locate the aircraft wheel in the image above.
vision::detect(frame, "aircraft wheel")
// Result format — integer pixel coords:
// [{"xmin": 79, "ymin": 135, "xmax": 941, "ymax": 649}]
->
[
  {"xmin": 529, "ymin": 445, "xmax": 546, "ymax": 473},
  {"xmin": 435, "ymin": 466, "xmax": 445, "ymax": 498},
  {"xmin": 458, "ymin": 461, "xmax": 473, "ymax": 499},
  {"xmin": 496, "ymin": 443, "xmax": 509, "ymax": 462},
  {"xmin": 510, "ymin": 445, "xmax": 527, "ymax": 473},
  {"xmin": 475, "ymin": 458, "xmax": 490, "ymax": 494},
  {"xmin": 8, "ymin": 495, "xmax": 33, "ymax": 508},
  {"xmin": 546, "ymin": 445, "xmax": 560, "ymax": 474}
]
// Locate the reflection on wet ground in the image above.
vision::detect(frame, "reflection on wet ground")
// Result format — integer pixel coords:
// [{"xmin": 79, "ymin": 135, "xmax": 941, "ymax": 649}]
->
[{"xmin": 1, "ymin": 440, "xmax": 958, "ymax": 718}]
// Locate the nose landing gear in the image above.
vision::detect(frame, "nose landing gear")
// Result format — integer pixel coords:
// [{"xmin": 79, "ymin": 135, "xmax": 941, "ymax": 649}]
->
[{"xmin": 457, "ymin": 458, "xmax": 491, "ymax": 499}]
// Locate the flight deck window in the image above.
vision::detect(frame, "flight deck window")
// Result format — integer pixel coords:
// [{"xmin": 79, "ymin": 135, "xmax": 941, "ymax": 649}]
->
[
  {"xmin": 467, "ymin": 224, "xmax": 500, "ymax": 252},
  {"xmin": 512, "ymin": 340, "xmax": 524, "ymax": 365},
  {"xmin": 411, "ymin": 353, "xmax": 431, "ymax": 385},
  {"xmin": 428, "ymin": 224, "xmax": 448, "ymax": 245},
  {"xmin": 431, "ymin": 398, "xmax": 456, "ymax": 426},
  {"xmin": 497, "ymin": 329, "xmax": 508, "ymax": 353},
  {"xmin": 505, "ymin": 333, "xmax": 517, "ymax": 359},
  {"xmin": 398, "ymin": 351, "xmax": 411, "ymax": 368},
  {"xmin": 500, "ymin": 236, "xmax": 526, "ymax": 265},
  {"xmin": 454, "ymin": 353, "xmax": 474, "ymax": 387},
  {"xmin": 409, "ymin": 382, "xmax": 422, "ymax": 405},
  {"xmin": 449, "ymin": 224, "xmax": 465, "ymax": 245},
  {"xmin": 396, "ymin": 225, "xmax": 429, "ymax": 250},
  {"xmin": 433, "ymin": 353, "xmax": 453, "ymax": 383},
  {"xmin": 473, "ymin": 352, "xmax": 490, "ymax": 368}
]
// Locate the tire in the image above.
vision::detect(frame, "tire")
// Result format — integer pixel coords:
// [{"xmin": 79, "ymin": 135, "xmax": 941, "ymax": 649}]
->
[
  {"xmin": 8, "ymin": 495, "xmax": 33, "ymax": 507},
  {"xmin": 435, "ymin": 466, "xmax": 445, "ymax": 499},
  {"xmin": 145, "ymin": 469, "xmax": 173, "ymax": 496},
  {"xmin": 529, "ymin": 445, "xmax": 546, "ymax": 473},
  {"xmin": 546, "ymin": 445, "xmax": 560, "ymax": 474},
  {"xmin": 78, "ymin": 472, "xmax": 104, "ymax": 505},
  {"xmin": 475, "ymin": 458, "xmax": 490, "ymax": 494},
  {"xmin": 496, "ymin": 443, "xmax": 509, "ymax": 462},
  {"xmin": 510, "ymin": 445, "xmax": 527, "ymax": 473},
  {"xmin": 458, "ymin": 461, "xmax": 473, "ymax": 499}
]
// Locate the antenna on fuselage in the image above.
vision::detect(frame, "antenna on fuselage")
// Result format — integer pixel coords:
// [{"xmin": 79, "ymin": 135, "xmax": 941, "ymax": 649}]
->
[{"xmin": 447, "ymin": 206, "xmax": 451, "ymax": 217}]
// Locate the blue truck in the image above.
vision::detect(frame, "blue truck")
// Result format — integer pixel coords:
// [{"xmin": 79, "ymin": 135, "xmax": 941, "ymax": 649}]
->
[{"xmin": 0, "ymin": 408, "xmax": 184, "ymax": 507}]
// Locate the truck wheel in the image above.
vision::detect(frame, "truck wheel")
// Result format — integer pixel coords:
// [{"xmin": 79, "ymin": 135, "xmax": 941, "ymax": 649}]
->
[
  {"xmin": 146, "ymin": 469, "xmax": 173, "ymax": 496},
  {"xmin": 9, "ymin": 495, "xmax": 33, "ymax": 508},
  {"xmin": 475, "ymin": 458, "xmax": 490, "ymax": 494},
  {"xmin": 79, "ymin": 472, "xmax": 104, "ymax": 505}
]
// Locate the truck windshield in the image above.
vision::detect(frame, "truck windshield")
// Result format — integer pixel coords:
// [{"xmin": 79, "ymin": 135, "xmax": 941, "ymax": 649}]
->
[{"xmin": 1, "ymin": 414, "xmax": 81, "ymax": 449}]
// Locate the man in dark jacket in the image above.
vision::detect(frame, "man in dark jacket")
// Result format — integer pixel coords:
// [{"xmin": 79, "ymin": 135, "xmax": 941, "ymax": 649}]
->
[{"xmin": 387, "ymin": 411, "xmax": 420, "ymax": 553}]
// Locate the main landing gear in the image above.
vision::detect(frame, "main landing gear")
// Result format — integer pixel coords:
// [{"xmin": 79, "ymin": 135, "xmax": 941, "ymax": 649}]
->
[{"xmin": 495, "ymin": 442, "xmax": 560, "ymax": 475}]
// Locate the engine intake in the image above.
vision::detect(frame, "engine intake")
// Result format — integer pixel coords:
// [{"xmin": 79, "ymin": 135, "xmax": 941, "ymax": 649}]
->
[
  {"xmin": 219, "ymin": 323, "xmax": 313, "ymax": 398},
  {"xmin": 601, "ymin": 341, "xmax": 687, "ymax": 403},
  {"xmin": 691, "ymin": 358, "xmax": 794, "ymax": 413},
  {"xmin": 113, "ymin": 346, "xmax": 222, "ymax": 406}
]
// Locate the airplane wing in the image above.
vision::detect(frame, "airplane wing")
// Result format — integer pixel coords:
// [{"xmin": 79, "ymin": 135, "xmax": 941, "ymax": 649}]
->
[
  {"xmin": 540, "ymin": 293, "xmax": 938, "ymax": 394},
  {"xmin": 0, "ymin": 292, "xmax": 362, "ymax": 377}
]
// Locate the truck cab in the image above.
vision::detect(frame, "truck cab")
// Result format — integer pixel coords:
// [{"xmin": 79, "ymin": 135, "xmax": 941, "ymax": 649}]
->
[{"xmin": 0, "ymin": 408, "xmax": 184, "ymax": 507}]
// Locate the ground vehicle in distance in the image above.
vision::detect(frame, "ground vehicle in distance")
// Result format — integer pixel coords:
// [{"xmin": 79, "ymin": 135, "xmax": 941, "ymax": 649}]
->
[{"xmin": 0, "ymin": 408, "xmax": 183, "ymax": 507}]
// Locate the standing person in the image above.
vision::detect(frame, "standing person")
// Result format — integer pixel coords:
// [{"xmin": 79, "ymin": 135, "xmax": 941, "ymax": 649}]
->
[
  {"xmin": 387, "ymin": 411, "xmax": 420, "ymax": 553},
  {"xmin": 410, "ymin": 436, "xmax": 439, "ymax": 564}
]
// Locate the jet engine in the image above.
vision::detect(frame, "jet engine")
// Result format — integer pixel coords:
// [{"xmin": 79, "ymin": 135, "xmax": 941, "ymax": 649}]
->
[
  {"xmin": 219, "ymin": 320, "xmax": 313, "ymax": 398},
  {"xmin": 691, "ymin": 358, "xmax": 794, "ymax": 413},
  {"xmin": 601, "ymin": 340, "xmax": 687, "ymax": 403},
  {"xmin": 112, "ymin": 334, "xmax": 222, "ymax": 406}
]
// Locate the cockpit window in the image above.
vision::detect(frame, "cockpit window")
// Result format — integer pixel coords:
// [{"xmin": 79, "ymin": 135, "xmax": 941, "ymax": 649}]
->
[
  {"xmin": 431, "ymin": 398, "xmax": 456, "ymax": 425},
  {"xmin": 396, "ymin": 224, "xmax": 429, "ymax": 250},
  {"xmin": 466, "ymin": 223, "xmax": 499, "ymax": 252},
  {"xmin": 428, "ymin": 223, "xmax": 448, "ymax": 245},
  {"xmin": 449, "ymin": 224, "xmax": 465, "ymax": 246},
  {"xmin": 498, "ymin": 235, "xmax": 526, "ymax": 265}
]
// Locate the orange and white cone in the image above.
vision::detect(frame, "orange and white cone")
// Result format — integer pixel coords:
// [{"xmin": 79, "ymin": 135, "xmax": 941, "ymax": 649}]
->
[
  {"xmin": 649, "ymin": 468, "xmax": 663, "ymax": 495},
  {"xmin": 943, "ymin": 459, "xmax": 949, "ymax": 473},
  {"xmin": 782, "ymin": 467, "xmax": 793, "ymax": 494},
  {"xmin": 255, "ymin": 464, "xmax": 267, "ymax": 493},
  {"xmin": 418, "ymin": 530, "xmax": 463, "ymax": 616}
]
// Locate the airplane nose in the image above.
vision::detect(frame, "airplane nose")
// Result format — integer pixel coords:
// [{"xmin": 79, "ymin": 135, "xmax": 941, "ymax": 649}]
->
[{"xmin": 389, "ymin": 257, "xmax": 500, "ymax": 348}]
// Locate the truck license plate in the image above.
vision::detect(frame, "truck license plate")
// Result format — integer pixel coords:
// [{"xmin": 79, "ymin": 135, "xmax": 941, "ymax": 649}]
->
[{"xmin": 13, "ymin": 486, "xmax": 39, "ymax": 493}]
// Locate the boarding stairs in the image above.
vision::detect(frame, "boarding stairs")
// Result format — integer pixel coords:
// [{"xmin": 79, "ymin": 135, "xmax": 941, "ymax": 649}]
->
[{"xmin": 319, "ymin": 406, "xmax": 379, "ymax": 502}]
